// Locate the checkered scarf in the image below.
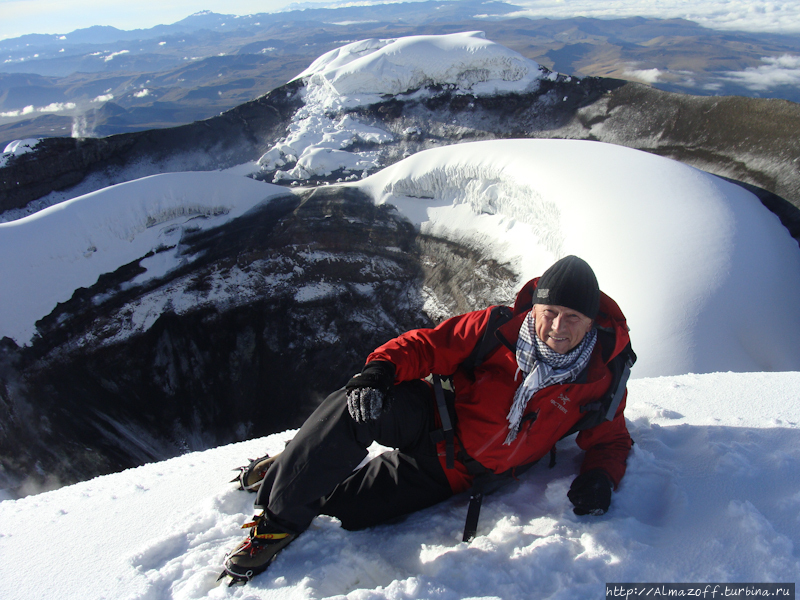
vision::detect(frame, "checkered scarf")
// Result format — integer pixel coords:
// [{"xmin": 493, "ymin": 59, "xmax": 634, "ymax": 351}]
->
[{"xmin": 504, "ymin": 311, "xmax": 597, "ymax": 444}]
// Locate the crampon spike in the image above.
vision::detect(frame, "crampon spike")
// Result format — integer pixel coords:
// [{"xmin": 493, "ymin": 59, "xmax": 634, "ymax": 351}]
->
[{"xmin": 216, "ymin": 569, "xmax": 248, "ymax": 587}]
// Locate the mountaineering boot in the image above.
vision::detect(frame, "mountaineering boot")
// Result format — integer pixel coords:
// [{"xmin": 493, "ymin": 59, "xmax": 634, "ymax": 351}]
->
[
  {"xmin": 219, "ymin": 513, "xmax": 297, "ymax": 586},
  {"xmin": 230, "ymin": 453, "xmax": 280, "ymax": 492}
]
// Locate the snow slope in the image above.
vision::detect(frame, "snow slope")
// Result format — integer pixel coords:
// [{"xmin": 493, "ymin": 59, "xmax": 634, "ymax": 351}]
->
[
  {"xmin": 1, "ymin": 371, "xmax": 798, "ymax": 600},
  {"xmin": 355, "ymin": 138, "xmax": 800, "ymax": 377}
]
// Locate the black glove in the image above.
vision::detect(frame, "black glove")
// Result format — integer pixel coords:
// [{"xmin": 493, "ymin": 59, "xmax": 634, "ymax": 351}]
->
[
  {"xmin": 345, "ymin": 361, "xmax": 396, "ymax": 423},
  {"xmin": 568, "ymin": 469, "xmax": 613, "ymax": 516}
]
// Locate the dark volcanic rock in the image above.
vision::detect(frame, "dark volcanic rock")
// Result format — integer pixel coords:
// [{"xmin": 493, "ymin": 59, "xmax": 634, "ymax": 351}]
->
[
  {"xmin": 0, "ymin": 80, "xmax": 304, "ymax": 212},
  {"xmin": 577, "ymin": 84, "xmax": 800, "ymax": 217},
  {"xmin": 0, "ymin": 185, "xmax": 516, "ymax": 497}
]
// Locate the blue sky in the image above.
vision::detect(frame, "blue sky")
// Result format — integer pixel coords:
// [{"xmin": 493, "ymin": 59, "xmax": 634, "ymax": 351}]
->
[{"xmin": 2, "ymin": 0, "xmax": 800, "ymax": 40}]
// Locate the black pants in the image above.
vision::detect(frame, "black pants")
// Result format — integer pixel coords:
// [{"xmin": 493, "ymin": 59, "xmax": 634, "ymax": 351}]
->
[{"xmin": 254, "ymin": 380, "xmax": 453, "ymax": 532}]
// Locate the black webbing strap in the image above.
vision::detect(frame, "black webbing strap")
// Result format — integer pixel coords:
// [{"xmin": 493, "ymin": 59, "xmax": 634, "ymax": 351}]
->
[
  {"xmin": 460, "ymin": 305, "xmax": 514, "ymax": 378},
  {"xmin": 459, "ymin": 453, "xmax": 529, "ymax": 543},
  {"xmin": 463, "ymin": 486, "xmax": 485, "ymax": 542},
  {"xmin": 461, "ymin": 457, "xmax": 493, "ymax": 542},
  {"xmin": 604, "ymin": 351, "xmax": 635, "ymax": 421},
  {"xmin": 432, "ymin": 374, "xmax": 455, "ymax": 469}
]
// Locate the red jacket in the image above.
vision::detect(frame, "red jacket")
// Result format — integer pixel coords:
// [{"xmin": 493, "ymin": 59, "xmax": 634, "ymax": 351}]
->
[{"xmin": 367, "ymin": 277, "xmax": 633, "ymax": 494}]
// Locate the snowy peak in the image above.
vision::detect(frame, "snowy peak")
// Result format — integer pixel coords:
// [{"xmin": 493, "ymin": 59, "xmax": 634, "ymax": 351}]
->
[
  {"xmin": 294, "ymin": 31, "xmax": 551, "ymax": 97},
  {"xmin": 255, "ymin": 31, "xmax": 564, "ymax": 185}
]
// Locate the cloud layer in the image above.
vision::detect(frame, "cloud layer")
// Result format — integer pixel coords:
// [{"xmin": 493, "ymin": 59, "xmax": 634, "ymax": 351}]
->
[{"xmin": 509, "ymin": 0, "xmax": 800, "ymax": 34}]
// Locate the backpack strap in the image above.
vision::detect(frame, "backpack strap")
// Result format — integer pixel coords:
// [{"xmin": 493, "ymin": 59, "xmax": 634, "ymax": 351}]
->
[
  {"xmin": 431, "ymin": 374, "xmax": 455, "ymax": 469},
  {"xmin": 603, "ymin": 342, "xmax": 636, "ymax": 421},
  {"xmin": 559, "ymin": 340, "xmax": 636, "ymax": 440},
  {"xmin": 430, "ymin": 305, "xmax": 514, "ymax": 470},
  {"xmin": 459, "ymin": 450, "xmax": 536, "ymax": 542},
  {"xmin": 460, "ymin": 305, "xmax": 514, "ymax": 379}
]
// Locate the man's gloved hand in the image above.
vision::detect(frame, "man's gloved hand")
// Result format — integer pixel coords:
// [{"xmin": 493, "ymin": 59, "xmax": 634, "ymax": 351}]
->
[
  {"xmin": 567, "ymin": 469, "xmax": 613, "ymax": 516},
  {"xmin": 345, "ymin": 361, "xmax": 396, "ymax": 423}
]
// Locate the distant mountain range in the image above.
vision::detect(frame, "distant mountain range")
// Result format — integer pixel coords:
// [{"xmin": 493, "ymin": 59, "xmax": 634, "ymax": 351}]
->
[{"xmin": 2, "ymin": 1, "xmax": 800, "ymax": 146}]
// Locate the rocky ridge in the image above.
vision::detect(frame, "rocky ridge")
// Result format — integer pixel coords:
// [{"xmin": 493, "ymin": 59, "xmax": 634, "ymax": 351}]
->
[{"xmin": 0, "ymin": 185, "xmax": 516, "ymax": 496}]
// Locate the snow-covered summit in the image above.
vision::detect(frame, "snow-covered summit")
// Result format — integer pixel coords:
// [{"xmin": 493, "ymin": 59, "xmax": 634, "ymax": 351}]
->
[
  {"xmin": 257, "ymin": 31, "xmax": 555, "ymax": 182},
  {"xmin": 293, "ymin": 31, "xmax": 550, "ymax": 98}
]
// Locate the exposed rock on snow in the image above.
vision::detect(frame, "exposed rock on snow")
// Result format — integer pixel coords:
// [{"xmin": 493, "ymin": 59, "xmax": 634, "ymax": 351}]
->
[{"xmin": 0, "ymin": 183, "xmax": 515, "ymax": 496}]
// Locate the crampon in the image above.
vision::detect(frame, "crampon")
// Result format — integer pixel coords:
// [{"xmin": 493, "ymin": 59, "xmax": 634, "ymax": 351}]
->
[
  {"xmin": 217, "ymin": 513, "xmax": 296, "ymax": 586},
  {"xmin": 230, "ymin": 453, "xmax": 279, "ymax": 492}
]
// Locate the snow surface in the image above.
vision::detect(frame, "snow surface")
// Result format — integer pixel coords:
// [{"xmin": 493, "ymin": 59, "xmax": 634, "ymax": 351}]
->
[
  {"xmin": 2, "ymin": 31, "xmax": 800, "ymax": 599},
  {"xmin": 1, "ymin": 372, "xmax": 799, "ymax": 600}
]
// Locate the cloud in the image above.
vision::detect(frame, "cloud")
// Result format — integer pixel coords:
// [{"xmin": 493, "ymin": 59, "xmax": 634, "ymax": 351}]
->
[
  {"xmin": 104, "ymin": 50, "xmax": 130, "ymax": 62},
  {"xmin": 623, "ymin": 67, "xmax": 663, "ymax": 84},
  {"xmin": 1, "ymin": 102, "xmax": 76, "ymax": 118},
  {"xmin": 508, "ymin": 0, "xmax": 800, "ymax": 34},
  {"xmin": 40, "ymin": 102, "xmax": 78, "ymax": 112},
  {"xmin": 719, "ymin": 54, "xmax": 800, "ymax": 90}
]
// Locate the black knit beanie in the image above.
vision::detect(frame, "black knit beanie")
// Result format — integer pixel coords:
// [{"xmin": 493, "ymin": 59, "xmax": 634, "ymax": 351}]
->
[{"xmin": 533, "ymin": 255, "xmax": 600, "ymax": 320}]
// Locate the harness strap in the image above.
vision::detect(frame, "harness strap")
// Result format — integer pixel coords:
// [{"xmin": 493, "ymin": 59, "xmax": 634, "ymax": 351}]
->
[
  {"xmin": 463, "ymin": 487, "xmax": 485, "ymax": 542},
  {"xmin": 458, "ymin": 450, "xmax": 534, "ymax": 542},
  {"xmin": 432, "ymin": 375, "xmax": 455, "ymax": 469},
  {"xmin": 460, "ymin": 456, "xmax": 495, "ymax": 542}
]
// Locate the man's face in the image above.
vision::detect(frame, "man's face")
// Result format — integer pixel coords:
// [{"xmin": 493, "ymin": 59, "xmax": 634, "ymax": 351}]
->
[{"xmin": 533, "ymin": 304, "xmax": 594, "ymax": 354}]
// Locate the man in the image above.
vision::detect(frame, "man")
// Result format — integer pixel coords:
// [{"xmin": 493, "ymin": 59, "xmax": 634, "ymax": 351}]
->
[{"xmin": 220, "ymin": 255, "xmax": 634, "ymax": 584}]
